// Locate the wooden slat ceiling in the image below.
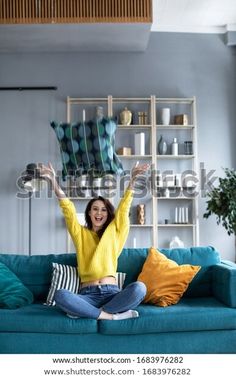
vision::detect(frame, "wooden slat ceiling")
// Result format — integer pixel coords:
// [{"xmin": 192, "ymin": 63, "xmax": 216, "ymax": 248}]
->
[{"xmin": 0, "ymin": 0, "xmax": 152, "ymax": 24}]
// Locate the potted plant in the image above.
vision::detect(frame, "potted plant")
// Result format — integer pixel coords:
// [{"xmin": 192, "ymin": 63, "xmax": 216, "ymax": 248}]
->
[{"xmin": 203, "ymin": 168, "xmax": 236, "ymax": 235}]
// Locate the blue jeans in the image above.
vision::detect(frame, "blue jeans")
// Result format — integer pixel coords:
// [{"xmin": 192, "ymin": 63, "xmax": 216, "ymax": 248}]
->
[{"xmin": 54, "ymin": 282, "xmax": 146, "ymax": 319}]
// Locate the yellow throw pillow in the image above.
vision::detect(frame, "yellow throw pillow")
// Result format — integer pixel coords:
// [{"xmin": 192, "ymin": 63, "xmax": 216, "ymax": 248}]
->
[{"xmin": 137, "ymin": 247, "xmax": 201, "ymax": 307}]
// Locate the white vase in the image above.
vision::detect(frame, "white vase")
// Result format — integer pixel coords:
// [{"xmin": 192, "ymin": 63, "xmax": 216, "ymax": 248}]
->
[
  {"xmin": 169, "ymin": 236, "xmax": 184, "ymax": 249},
  {"xmin": 161, "ymin": 108, "xmax": 170, "ymax": 125},
  {"xmin": 134, "ymin": 132, "xmax": 145, "ymax": 155}
]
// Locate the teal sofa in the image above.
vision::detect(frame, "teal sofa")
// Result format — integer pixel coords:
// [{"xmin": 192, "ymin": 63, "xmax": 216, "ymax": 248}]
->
[{"xmin": 0, "ymin": 246, "xmax": 236, "ymax": 354}]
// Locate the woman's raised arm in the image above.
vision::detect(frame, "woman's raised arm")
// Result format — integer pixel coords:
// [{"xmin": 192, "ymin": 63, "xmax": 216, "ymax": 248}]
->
[
  {"xmin": 39, "ymin": 163, "xmax": 82, "ymax": 243},
  {"xmin": 115, "ymin": 162, "xmax": 150, "ymax": 222},
  {"xmin": 39, "ymin": 163, "xmax": 66, "ymax": 200}
]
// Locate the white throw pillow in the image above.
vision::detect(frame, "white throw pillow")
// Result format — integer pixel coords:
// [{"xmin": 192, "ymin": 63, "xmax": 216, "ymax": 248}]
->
[{"xmin": 46, "ymin": 263, "xmax": 126, "ymax": 306}]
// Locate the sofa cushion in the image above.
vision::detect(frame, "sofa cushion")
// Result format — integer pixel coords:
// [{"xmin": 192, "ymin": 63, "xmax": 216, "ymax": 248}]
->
[
  {"xmin": 118, "ymin": 246, "xmax": 220, "ymax": 297},
  {"xmin": 0, "ymin": 262, "xmax": 34, "ymax": 309},
  {"xmin": 99, "ymin": 297, "xmax": 236, "ymax": 335},
  {"xmin": 163, "ymin": 246, "xmax": 220, "ymax": 298},
  {"xmin": 46, "ymin": 263, "xmax": 80, "ymax": 306},
  {"xmin": 137, "ymin": 248, "xmax": 200, "ymax": 306},
  {"xmin": 0, "ymin": 304, "xmax": 97, "ymax": 334},
  {"xmin": 50, "ymin": 119, "xmax": 123, "ymax": 179}
]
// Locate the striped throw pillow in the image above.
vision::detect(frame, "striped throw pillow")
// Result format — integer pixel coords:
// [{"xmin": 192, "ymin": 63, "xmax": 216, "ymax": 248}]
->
[
  {"xmin": 115, "ymin": 272, "xmax": 126, "ymax": 290},
  {"xmin": 46, "ymin": 263, "xmax": 80, "ymax": 306},
  {"xmin": 46, "ymin": 263, "xmax": 126, "ymax": 306}
]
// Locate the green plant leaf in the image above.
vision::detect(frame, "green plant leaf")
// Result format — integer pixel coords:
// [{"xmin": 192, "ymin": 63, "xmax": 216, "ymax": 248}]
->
[{"xmin": 203, "ymin": 168, "xmax": 236, "ymax": 236}]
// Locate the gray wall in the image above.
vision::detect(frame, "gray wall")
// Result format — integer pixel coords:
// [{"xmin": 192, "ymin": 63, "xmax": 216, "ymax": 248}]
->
[{"xmin": 0, "ymin": 32, "xmax": 235, "ymax": 260}]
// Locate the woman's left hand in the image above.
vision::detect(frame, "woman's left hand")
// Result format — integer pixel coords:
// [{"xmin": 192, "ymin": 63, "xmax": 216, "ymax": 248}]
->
[
  {"xmin": 129, "ymin": 162, "xmax": 150, "ymax": 189},
  {"xmin": 131, "ymin": 162, "xmax": 150, "ymax": 180}
]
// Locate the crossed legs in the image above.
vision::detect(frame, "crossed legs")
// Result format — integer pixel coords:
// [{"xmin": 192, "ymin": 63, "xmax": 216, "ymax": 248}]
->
[{"xmin": 54, "ymin": 281, "xmax": 146, "ymax": 320}]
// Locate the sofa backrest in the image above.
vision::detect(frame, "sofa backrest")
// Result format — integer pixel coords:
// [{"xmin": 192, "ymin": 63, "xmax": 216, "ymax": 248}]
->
[
  {"xmin": 0, "ymin": 246, "xmax": 220, "ymax": 300},
  {"xmin": 118, "ymin": 246, "xmax": 221, "ymax": 297},
  {"xmin": 0, "ymin": 253, "xmax": 77, "ymax": 301}
]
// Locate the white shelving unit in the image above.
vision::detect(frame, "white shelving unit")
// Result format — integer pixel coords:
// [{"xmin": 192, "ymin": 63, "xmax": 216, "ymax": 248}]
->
[
  {"xmin": 65, "ymin": 95, "xmax": 199, "ymax": 251},
  {"xmin": 154, "ymin": 96, "xmax": 199, "ymax": 248}
]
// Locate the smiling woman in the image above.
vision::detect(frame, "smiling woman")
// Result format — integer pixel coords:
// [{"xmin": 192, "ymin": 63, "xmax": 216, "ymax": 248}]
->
[
  {"xmin": 39, "ymin": 161, "xmax": 149, "ymax": 321},
  {"xmin": 85, "ymin": 197, "xmax": 114, "ymax": 237}
]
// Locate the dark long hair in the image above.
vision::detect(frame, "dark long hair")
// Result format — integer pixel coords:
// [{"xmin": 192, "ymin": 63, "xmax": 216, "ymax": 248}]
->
[{"xmin": 85, "ymin": 196, "xmax": 115, "ymax": 238}]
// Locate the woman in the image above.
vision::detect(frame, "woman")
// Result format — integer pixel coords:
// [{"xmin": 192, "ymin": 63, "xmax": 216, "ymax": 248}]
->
[{"xmin": 40, "ymin": 162, "xmax": 149, "ymax": 320}]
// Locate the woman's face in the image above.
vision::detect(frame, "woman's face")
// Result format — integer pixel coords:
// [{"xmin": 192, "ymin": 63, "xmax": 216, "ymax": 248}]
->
[{"xmin": 88, "ymin": 200, "xmax": 108, "ymax": 232}]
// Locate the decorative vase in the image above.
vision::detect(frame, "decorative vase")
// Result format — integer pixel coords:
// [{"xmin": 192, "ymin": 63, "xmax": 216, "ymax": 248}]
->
[
  {"xmin": 138, "ymin": 111, "xmax": 148, "ymax": 125},
  {"xmin": 171, "ymin": 137, "xmax": 179, "ymax": 156},
  {"xmin": 82, "ymin": 109, "xmax": 86, "ymax": 122},
  {"xmin": 184, "ymin": 141, "xmax": 193, "ymax": 155},
  {"xmin": 157, "ymin": 135, "xmax": 167, "ymax": 155},
  {"xmin": 161, "ymin": 108, "xmax": 170, "ymax": 125},
  {"xmin": 169, "ymin": 236, "xmax": 184, "ymax": 249},
  {"xmin": 96, "ymin": 106, "xmax": 104, "ymax": 121},
  {"xmin": 134, "ymin": 132, "xmax": 145, "ymax": 155},
  {"xmin": 137, "ymin": 204, "xmax": 145, "ymax": 225},
  {"xmin": 120, "ymin": 107, "xmax": 132, "ymax": 125}
]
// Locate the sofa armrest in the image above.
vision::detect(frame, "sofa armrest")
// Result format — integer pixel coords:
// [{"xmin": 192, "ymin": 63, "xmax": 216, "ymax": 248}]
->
[{"xmin": 212, "ymin": 261, "xmax": 236, "ymax": 307}]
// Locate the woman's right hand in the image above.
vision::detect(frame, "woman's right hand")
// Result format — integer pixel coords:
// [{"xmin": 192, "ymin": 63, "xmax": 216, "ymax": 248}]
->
[
  {"xmin": 39, "ymin": 163, "xmax": 66, "ymax": 199},
  {"xmin": 39, "ymin": 163, "xmax": 56, "ymax": 183}
]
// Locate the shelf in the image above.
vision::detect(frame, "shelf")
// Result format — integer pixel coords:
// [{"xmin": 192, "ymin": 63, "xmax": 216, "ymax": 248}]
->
[
  {"xmin": 157, "ymin": 197, "xmax": 194, "ymax": 200},
  {"xmin": 113, "ymin": 97, "xmax": 151, "ymax": 102},
  {"xmin": 130, "ymin": 224, "xmax": 153, "ymax": 227},
  {"xmin": 118, "ymin": 125, "xmax": 194, "ymax": 130},
  {"xmin": 156, "ymin": 125, "xmax": 194, "ymax": 129},
  {"xmin": 156, "ymin": 186, "xmax": 196, "ymax": 189},
  {"xmin": 155, "ymin": 98, "xmax": 194, "ymax": 104},
  {"xmin": 157, "ymin": 155, "xmax": 195, "ymax": 159},
  {"xmin": 117, "ymin": 124, "xmax": 152, "ymax": 129},
  {"xmin": 118, "ymin": 155, "xmax": 152, "ymax": 159},
  {"xmin": 158, "ymin": 224, "xmax": 195, "ymax": 227}
]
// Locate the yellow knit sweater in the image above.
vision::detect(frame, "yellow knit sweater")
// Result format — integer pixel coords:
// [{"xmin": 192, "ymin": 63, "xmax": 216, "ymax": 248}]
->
[{"xmin": 59, "ymin": 189, "xmax": 133, "ymax": 282}]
